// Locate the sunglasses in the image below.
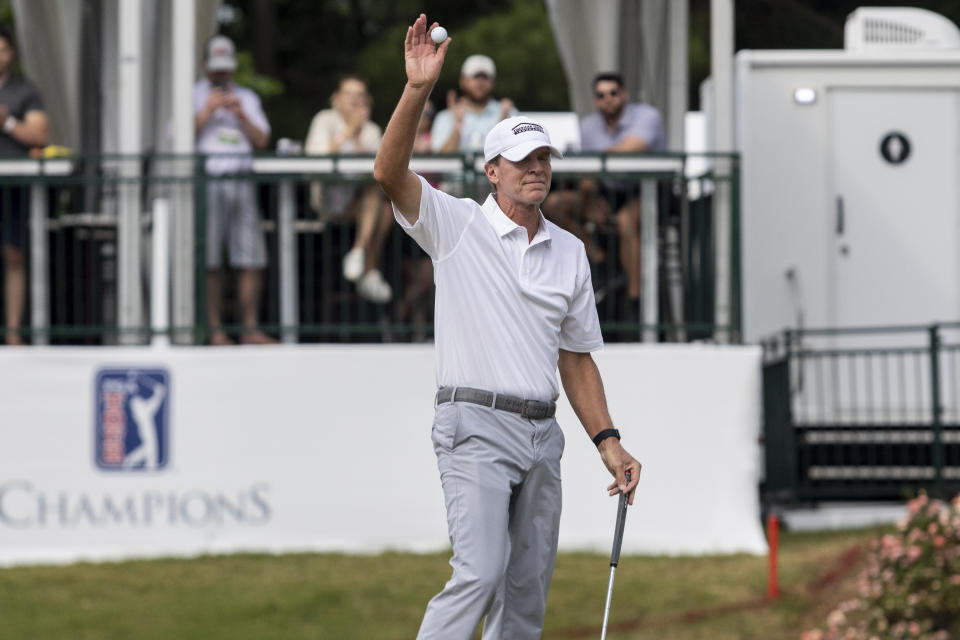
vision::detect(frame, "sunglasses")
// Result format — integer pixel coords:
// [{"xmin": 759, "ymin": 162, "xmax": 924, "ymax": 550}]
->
[{"xmin": 594, "ymin": 89, "xmax": 620, "ymax": 99}]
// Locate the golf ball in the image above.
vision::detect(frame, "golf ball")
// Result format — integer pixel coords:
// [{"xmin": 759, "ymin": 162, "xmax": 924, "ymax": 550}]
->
[{"xmin": 431, "ymin": 26, "xmax": 447, "ymax": 44}]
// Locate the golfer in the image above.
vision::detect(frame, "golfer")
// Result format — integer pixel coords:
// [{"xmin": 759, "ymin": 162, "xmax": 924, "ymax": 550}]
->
[{"xmin": 374, "ymin": 14, "xmax": 641, "ymax": 639}]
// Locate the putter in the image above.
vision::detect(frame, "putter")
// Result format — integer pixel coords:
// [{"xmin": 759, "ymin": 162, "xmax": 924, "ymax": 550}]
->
[{"xmin": 600, "ymin": 470, "xmax": 631, "ymax": 640}]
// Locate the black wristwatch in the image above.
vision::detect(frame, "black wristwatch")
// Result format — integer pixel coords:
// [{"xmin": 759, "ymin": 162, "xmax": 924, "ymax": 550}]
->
[{"xmin": 592, "ymin": 428, "xmax": 621, "ymax": 448}]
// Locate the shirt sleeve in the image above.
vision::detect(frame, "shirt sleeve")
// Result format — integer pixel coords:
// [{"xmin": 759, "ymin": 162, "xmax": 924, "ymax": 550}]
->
[
  {"xmin": 22, "ymin": 82, "xmax": 43, "ymax": 114},
  {"xmin": 304, "ymin": 111, "xmax": 332, "ymax": 154},
  {"xmin": 430, "ymin": 109, "xmax": 455, "ymax": 152},
  {"xmin": 193, "ymin": 82, "xmax": 207, "ymax": 117},
  {"xmin": 242, "ymin": 90, "xmax": 271, "ymax": 138},
  {"xmin": 358, "ymin": 122, "xmax": 382, "ymax": 152},
  {"xmin": 625, "ymin": 106, "xmax": 665, "ymax": 150},
  {"xmin": 559, "ymin": 246, "xmax": 604, "ymax": 352},
  {"xmin": 392, "ymin": 174, "xmax": 473, "ymax": 260},
  {"xmin": 578, "ymin": 114, "xmax": 601, "ymax": 152}
]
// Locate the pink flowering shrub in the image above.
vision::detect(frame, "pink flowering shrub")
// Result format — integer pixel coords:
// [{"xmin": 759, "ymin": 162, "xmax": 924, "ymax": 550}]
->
[{"xmin": 803, "ymin": 492, "xmax": 960, "ymax": 640}]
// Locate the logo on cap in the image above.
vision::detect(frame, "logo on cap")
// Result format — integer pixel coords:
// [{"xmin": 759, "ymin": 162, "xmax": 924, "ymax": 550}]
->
[{"xmin": 512, "ymin": 123, "xmax": 545, "ymax": 136}]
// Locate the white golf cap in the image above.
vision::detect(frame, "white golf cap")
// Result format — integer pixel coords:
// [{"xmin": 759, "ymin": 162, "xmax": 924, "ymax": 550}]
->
[
  {"xmin": 483, "ymin": 116, "xmax": 564, "ymax": 163},
  {"xmin": 461, "ymin": 54, "xmax": 496, "ymax": 78},
  {"xmin": 205, "ymin": 35, "xmax": 237, "ymax": 72}
]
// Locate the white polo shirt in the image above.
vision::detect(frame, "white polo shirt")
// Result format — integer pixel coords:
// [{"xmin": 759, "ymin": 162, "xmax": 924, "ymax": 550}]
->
[{"xmin": 395, "ymin": 175, "xmax": 604, "ymax": 400}]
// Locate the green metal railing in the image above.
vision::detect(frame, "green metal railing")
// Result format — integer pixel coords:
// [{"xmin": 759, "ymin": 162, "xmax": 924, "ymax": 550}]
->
[
  {"xmin": 762, "ymin": 323, "xmax": 960, "ymax": 502},
  {"xmin": 0, "ymin": 151, "xmax": 741, "ymax": 345}
]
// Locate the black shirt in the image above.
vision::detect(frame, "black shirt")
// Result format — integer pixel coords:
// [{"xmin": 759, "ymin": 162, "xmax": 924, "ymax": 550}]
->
[{"xmin": 0, "ymin": 75, "xmax": 43, "ymax": 157}]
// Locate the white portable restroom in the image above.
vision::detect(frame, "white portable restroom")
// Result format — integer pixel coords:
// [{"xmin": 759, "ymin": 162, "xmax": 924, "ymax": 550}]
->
[{"xmin": 736, "ymin": 7, "xmax": 960, "ymax": 342}]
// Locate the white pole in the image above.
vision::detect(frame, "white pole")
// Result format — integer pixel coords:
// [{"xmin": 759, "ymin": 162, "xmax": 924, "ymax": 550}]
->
[
  {"xmin": 151, "ymin": 199, "xmax": 170, "ymax": 348},
  {"xmin": 668, "ymin": 0, "xmax": 688, "ymax": 151},
  {"xmin": 711, "ymin": 0, "xmax": 734, "ymax": 342},
  {"xmin": 171, "ymin": 0, "xmax": 196, "ymax": 344},
  {"xmin": 278, "ymin": 180, "xmax": 298, "ymax": 344},
  {"xmin": 118, "ymin": 0, "xmax": 143, "ymax": 343},
  {"xmin": 29, "ymin": 180, "xmax": 48, "ymax": 345},
  {"xmin": 641, "ymin": 179, "xmax": 658, "ymax": 342}
]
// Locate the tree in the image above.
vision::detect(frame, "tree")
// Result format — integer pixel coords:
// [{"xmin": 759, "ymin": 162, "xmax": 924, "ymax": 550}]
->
[{"xmin": 222, "ymin": 0, "xmax": 566, "ymax": 141}]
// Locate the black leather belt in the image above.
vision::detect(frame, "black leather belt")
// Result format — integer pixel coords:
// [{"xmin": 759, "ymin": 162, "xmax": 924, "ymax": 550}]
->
[{"xmin": 436, "ymin": 386, "xmax": 556, "ymax": 420}]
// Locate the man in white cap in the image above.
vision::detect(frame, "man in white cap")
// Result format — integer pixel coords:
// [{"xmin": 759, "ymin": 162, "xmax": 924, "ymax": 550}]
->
[
  {"xmin": 430, "ymin": 53, "xmax": 517, "ymax": 152},
  {"xmin": 194, "ymin": 35, "xmax": 274, "ymax": 345},
  {"xmin": 374, "ymin": 15, "xmax": 641, "ymax": 640}
]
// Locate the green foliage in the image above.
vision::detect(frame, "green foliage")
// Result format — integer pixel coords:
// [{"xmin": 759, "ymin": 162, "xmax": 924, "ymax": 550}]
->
[
  {"xmin": 806, "ymin": 492, "xmax": 960, "ymax": 640},
  {"xmin": 357, "ymin": 0, "xmax": 569, "ymax": 126},
  {"xmin": 233, "ymin": 51, "xmax": 284, "ymax": 99},
  {"xmin": 0, "ymin": 0, "xmax": 12, "ymax": 28},
  {"xmin": 220, "ymin": 0, "xmax": 565, "ymax": 141}
]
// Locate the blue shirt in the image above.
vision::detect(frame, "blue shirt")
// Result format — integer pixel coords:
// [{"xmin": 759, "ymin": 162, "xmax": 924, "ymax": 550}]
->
[
  {"xmin": 579, "ymin": 103, "xmax": 666, "ymax": 152},
  {"xmin": 430, "ymin": 99, "xmax": 518, "ymax": 152}
]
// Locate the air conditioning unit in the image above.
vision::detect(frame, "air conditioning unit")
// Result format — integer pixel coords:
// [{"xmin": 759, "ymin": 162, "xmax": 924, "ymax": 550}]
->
[{"xmin": 845, "ymin": 7, "xmax": 960, "ymax": 51}]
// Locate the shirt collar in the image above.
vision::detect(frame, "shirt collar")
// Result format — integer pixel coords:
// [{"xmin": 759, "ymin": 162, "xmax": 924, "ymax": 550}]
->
[{"xmin": 482, "ymin": 193, "xmax": 552, "ymax": 245}]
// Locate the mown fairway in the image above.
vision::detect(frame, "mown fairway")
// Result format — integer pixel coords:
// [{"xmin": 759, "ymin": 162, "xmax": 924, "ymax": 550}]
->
[{"xmin": 0, "ymin": 527, "xmax": 880, "ymax": 640}]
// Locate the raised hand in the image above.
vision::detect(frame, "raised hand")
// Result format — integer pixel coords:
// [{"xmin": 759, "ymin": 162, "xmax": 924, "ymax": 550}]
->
[
  {"xmin": 498, "ymin": 97, "xmax": 515, "ymax": 120},
  {"xmin": 223, "ymin": 92, "xmax": 243, "ymax": 117},
  {"xmin": 447, "ymin": 89, "xmax": 467, "ymax": 123},
  {"xmin": 404, "ymin": 14, "xmax": 451, "ymax": 89},
  {"xmin": 204, "ymin": 89, "xmax": 227, "ymax": 113}
]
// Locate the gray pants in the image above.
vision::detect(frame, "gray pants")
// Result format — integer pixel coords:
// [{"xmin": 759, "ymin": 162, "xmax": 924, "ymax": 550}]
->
[{"xmin": 417, "ymin": 401, "xmax": 565, "ymax": 640}]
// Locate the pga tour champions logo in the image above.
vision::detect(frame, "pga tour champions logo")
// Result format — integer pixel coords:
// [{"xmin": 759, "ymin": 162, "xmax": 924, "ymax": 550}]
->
[{"xmin": 95, "ymin": 368, "xmax": 170, "ymax": 471}]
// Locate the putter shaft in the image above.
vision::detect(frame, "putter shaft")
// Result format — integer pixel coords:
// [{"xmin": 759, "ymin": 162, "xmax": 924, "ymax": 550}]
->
[
  {"xmin": 600, "ymin": 565, "xmax": 617, "ymax": 640},
  {"xmin": 600, "ymin": 471, "xmax": 631, "ymax": 639}
]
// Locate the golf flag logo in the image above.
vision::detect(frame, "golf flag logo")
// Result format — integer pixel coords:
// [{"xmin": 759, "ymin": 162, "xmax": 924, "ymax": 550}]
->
[{"xmin": 95, "ymin": 368, "xmax": 170, "ymax": 471}]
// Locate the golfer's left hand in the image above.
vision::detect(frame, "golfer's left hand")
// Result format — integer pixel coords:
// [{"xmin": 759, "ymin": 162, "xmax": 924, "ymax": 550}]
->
[
  {"xmin": 598, "ymin": 439, "xmax": 640, "ymax": 504},
  {"xmin": 404, "ymin": 14, "xmax": 451, "ymax": 89}
]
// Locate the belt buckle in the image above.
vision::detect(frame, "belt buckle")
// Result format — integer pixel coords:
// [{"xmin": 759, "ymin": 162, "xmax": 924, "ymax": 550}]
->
[{"xmin": 521, "ymin": 399, "xmax": 533, "ymax": 419}]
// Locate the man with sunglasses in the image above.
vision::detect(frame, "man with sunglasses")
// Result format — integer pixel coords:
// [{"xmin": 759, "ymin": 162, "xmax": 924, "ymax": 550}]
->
[
  {"xmin": 582, "ymin": 73, "xmax": 665, "ymax": 321},
  {"xmin": 581, "ymin": 73, "xmax": 665, "ymax": 155},
  {"xmin": 546, "ymin": 73, "xmax": 665, "ymax": 334}
]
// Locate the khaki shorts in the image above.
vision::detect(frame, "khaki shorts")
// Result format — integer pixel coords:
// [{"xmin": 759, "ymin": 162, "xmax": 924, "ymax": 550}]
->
[{"xmin": 205, "ymin": 179, "xmax": 267, "ymax": 269}]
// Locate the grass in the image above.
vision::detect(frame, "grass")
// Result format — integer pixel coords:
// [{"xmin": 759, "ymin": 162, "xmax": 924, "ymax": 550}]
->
[{"xmin": 0, "ymin": 527, "xmax": 883, "ymax": 640}]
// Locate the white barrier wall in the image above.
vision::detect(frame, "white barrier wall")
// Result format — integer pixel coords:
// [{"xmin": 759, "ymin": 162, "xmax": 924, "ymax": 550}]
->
[{"xmin": 0, "ymin": 344, "xmax": 766, "ymax": 566}]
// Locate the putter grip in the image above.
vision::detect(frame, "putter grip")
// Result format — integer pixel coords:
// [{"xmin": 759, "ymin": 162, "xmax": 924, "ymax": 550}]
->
[{"xmin": 609, "ymin": 471, "xmax": 631, "ymax": 567}]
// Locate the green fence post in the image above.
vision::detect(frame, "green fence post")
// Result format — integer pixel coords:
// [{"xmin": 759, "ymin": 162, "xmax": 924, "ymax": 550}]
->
[
  {"xmin": 194, "ymin": 154, "xmax": 208, "ymax": 346},
  {"xmin": 930, "ymin": 324, "xmax": 944, "ymax": 497},
  {"xmin": 730, "ymin": 154, "xmax": 742, "ymax": 344},
  {"xmin": 762, "ymin": 329, "xmax": 797, "ymax": 502}
]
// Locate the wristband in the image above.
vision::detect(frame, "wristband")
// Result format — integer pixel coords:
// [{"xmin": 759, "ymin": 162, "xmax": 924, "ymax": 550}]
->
[
  {"xmin": 592, "ymin": 428, "xmax": 621, "ymax": 448},
  {"xmin": 3, "ymin": 115, "xmax": 16, "ymax": 134}
]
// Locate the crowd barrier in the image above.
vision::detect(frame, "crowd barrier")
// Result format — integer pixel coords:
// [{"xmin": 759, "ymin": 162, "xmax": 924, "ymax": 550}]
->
[
  {"xmin": 762, "ymin": 323, "xmax": 960, "ymax": 502},
  {"xmin": 0, "ymin": 151, "xmax": 740, "ymax": 346}
]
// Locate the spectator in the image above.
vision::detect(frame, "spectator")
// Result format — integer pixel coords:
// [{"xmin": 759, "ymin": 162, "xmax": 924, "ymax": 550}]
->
[
  {"xmin": 194, "ymin": 35, "xmax": 275, "ymax": 345},
  {"xmin": 0, "ymin": 25, "xmax": 47, "ymax": 346},
  {"xmin": 547, "ymin": 72, "xmax": 665, "ymax": 318},
  {"xmin": 430, "ymin": 54, "xmax": 516, "ymax": 153},
  {"xmin": 305, "ymin": 75, "xmax": 392, "ymax": 303}
]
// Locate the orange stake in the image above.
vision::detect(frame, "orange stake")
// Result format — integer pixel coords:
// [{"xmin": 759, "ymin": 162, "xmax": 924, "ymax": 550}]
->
[{"xmin": 767, "ymin": 513, "xmax": 779, "ymax": 599}]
